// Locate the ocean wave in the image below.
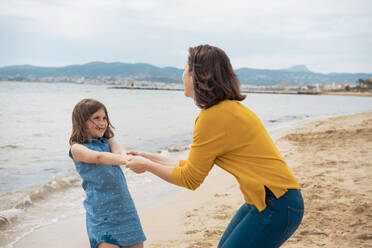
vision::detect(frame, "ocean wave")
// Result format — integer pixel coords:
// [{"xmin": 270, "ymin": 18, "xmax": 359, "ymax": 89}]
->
[
  {"xmin": 160, "ymin": 143, "xmax": 190, "ymax": 153},
  {"xmin": 26, "ymin": 173, "xmax": 80, "ymax": 200},
  {"xmin": 0, "ymin": 145, "xmax": 21, "ymax": 150},
  {"xmin": 0, "ymin": 170, "xmax": 81, "ymax": 227},
  {"xmin": 0, "ymin": 209, "xmax": 24, "ymax": 226},
  {"xmin": 266, "ymin": 114, "xmax": 310, "ymax": 123}
]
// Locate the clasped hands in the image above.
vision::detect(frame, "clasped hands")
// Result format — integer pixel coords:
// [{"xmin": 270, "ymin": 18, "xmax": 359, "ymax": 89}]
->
[{"xmin": 125, "ymin": 151, "xmax": 153, "ymax": 174}]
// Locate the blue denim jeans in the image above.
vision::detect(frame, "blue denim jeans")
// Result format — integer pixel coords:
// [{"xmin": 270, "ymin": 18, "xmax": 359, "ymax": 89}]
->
[{"xmin": 218, "ymin": 188, "xmax": 304, "ymax": 248}]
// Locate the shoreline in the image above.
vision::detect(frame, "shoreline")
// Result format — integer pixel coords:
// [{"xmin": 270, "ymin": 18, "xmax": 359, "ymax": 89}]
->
[
  {"xmin": 319, "ymin": 91, "xmax": 372, "ymax": 97},
  {"xmin": 108, "ymin": 86, "xmax": 372, "ymax": 97},
  {"xmin": 10, "ymin": 112, "xmax": 372, "ymax": 248}
]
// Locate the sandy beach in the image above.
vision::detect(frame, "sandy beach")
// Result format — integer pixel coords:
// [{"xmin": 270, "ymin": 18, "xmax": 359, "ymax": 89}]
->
[{"xmin": 13, "ymin": 112, "xmax": 372, "ymax": 248}]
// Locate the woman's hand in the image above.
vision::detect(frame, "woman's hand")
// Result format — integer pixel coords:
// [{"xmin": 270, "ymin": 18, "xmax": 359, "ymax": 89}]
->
[
  {"xmin": 127, "ymin": 155, "xmax": 175, "ymax": 184},
  {"xmin": 127, "ymin": 151, "xmax": 151, "ymax": 159},
  {"xmin": 127, "ymin": 150, "xmax": 179, "ymax": 167},
  {"xmin": 126, "ymin": 155, "xmax": 152, "ymax": 174}
]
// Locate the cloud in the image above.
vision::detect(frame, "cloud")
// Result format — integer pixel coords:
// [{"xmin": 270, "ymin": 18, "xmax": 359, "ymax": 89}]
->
[{"xmin": 0, "ymin": 0, "xmax": 371, "ymax": 73}]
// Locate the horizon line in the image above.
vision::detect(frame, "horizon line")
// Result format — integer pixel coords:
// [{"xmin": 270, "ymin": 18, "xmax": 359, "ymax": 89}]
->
[{"xmin": 0, "ymin": 61, "xmax": 371, "ymax": 75}]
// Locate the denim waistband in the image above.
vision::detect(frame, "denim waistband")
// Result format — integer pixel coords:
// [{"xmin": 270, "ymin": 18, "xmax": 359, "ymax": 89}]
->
[{"xmin": 265, "ymin": 187, "xmax": 301, "ymax": 201}]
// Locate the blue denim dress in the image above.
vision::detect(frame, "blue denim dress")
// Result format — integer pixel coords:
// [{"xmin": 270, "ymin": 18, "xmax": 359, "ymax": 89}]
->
[{"xmin": 69, "ymin": 138, "xmax": 146, "ymax": 248}]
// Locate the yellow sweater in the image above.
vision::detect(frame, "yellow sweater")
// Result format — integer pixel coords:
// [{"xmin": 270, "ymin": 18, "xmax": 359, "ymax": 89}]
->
[{"xmin": 172, "ymin": 100, "xmax": 300, "ymax": 212}]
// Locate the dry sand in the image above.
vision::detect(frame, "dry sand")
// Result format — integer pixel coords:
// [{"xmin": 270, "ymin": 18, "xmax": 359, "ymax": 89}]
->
[
  {"xmin": 13, "ymin": 112, "xmax": 372, "ymax": 248},
  {"xmin": 277, "ymin": 112, "xmax": 372, "ymax": 248}
]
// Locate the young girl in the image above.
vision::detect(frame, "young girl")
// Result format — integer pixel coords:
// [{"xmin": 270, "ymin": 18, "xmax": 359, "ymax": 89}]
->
[{"xmin": 69, "ymin": 98, "xmax": 146, "ymax": 248}]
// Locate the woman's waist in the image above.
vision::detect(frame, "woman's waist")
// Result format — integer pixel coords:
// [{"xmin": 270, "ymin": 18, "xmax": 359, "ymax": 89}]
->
[
  {"xmin": 265, "ymin": 187, "xmax": 304, "ymax": 210},
  {"xmin": 235, "ymin": 175, "xmax": 300, "ymax": 196},
  {"xmin": 238, "ymin": 182, "xmax": 301, "ymax": 212},
  {"xmin": 219, "ymin": 161, "xmax": 299, "ymax": 186}
]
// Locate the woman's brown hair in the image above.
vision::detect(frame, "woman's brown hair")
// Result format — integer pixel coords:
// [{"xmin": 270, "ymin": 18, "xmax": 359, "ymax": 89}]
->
[
  {"xmin": 69, "ymin": 99, "xmax": 114, "ymax": 145},
  {"xmin": 187, "ymin": 45, "xmax": 245, "ymax": 109}
]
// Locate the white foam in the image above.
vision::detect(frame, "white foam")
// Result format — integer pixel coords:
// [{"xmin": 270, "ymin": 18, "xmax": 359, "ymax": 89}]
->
[
  {"xmin": 159, "ymin": 149, "xmax": 170, "ymax": 156},
  {"xmin": 0, "ymin": 208, "xmax": 24, "ymax": 225},
  {"xmin": 21, "ymin": 195, "xmax": 32, "ymax": 206}
]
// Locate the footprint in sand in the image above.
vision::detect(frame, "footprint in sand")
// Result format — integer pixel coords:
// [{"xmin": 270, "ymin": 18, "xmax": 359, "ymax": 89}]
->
[
  {"xmin": 203, "ymin": 229, "xmax": 223, "ymax": 238},
  {"xmin": 299, "ymin": 231, "xmax": 328, "ymax": 237},
  {"xmin": 185, "ymin": 230, "xmax": 200, "ymax": 235},
  {"xmin": 212, "ymin": 214, "xmax": 229, "ymax": 220},
  {"xmin": 187, "ymin": 241, "xmax": 213, "ymax": 248},
  {"xmin": 214, "ymin": 193, "xmax": 230, "ymax": 197},
  {"xmin": 349, "ymin": 219, "xmax": 366, "ymax": 227},
  {"xmin": 357, "ymin": 233, "xmax": 372, "ymax": 240},
  {"xmin": 186, "ymin": 213, "xmax": 197, "ymax": 218},
  {"xmin": 352, "ymin": 204, "xmax": 368, "ymax": 214}
]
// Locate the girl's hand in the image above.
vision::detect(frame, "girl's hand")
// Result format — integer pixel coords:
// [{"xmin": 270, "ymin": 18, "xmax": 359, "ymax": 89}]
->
[
  {"xmin": 126, "ymin": 156, "xmax": 152, "ymax": 174},
  {"xmin": 127, "ymin": 150, "xmax": 148, "ymax": 158},
  {"xmin": 126, "ymin": 151, "xmax": 178, "ymax": 166},
  {"xmin": 121, "ymin": 154, "xmax": 129, "ymax": 165}
]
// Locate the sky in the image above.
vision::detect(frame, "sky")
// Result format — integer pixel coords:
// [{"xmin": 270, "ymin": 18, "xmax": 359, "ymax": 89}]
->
[{"xmin": 0, "ymin": 0, "xmax": 371, "ymax": 73}]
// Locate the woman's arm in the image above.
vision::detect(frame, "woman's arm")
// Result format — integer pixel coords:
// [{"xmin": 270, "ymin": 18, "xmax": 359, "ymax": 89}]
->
[
  {"xmin": 128, "ymin": 108, "xmax": 227, "ymax": 190},
  {"xmin": 126, "ymin": 156, "xmax": 174, "ymax": 183},
  {"xmin": 127, "ymin": 151, "xmax": 179, "ymax": 166},
  {"xmin": 71, "ymin": 144, "xmax": 128, "ymax": 165}
]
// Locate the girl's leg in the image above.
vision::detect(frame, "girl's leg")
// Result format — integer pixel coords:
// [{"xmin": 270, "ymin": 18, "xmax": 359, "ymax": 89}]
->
[
  {"xmin": 98, "ymin": 242, "xmax": 120, "ymax": 248},
  {"xmin": 121, "ymin": 242, "xmax": 144, "ymax": 248},
  {"xmin": 218, "ymin": 203, "xmax": 254, "ymax": 248}
]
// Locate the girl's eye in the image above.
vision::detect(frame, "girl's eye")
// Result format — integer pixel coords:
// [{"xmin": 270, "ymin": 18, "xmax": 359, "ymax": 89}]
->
[{"xmin": 103, "ymin": 117, "xmax": 107, "ymax": 120}]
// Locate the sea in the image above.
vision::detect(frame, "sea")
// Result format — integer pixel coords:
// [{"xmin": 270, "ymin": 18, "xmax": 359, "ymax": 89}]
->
[{"xmin": 1, "ymin": 81, "xmax": 372, "ymax": 247}]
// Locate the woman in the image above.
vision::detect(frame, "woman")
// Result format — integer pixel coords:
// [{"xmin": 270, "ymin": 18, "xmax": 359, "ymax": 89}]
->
[{"xmin": 126, "ymin": 44, "xmax": 304, "ymax": 248}]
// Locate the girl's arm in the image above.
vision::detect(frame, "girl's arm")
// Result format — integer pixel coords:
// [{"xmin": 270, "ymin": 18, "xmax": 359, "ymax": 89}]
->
[
  {"xmin": 71, "ymin": 144, "xmax": 128, "ymax": 166},
  {"xmin": 108, "ymin": 138, "xmax": 127, "ymax": 155},
  {"xmin": 127, "ymin": 151, "xmax": 179, "ymax": 166},
  {"xmin": 126, "ymin": 156, "xmax": 174, "ymax": 183}
]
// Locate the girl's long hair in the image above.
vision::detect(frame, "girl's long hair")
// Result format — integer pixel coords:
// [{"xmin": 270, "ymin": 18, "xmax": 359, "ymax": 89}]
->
[{"xmin": 69, "ymin": 99, "xmax": 114, "ymax": 145}]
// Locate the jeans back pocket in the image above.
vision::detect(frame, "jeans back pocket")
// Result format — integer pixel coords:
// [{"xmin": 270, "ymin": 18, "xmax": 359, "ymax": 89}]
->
[{"xmin": 283, "ymin": 206, "xmax": 304, "ymax": 240}]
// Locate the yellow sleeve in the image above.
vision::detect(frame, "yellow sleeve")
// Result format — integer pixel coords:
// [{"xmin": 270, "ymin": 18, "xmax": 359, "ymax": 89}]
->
[
  {"xmin": 172, "ymin": 110, "xmax": 227, "ymax": 190},
  {"xmin": 178, "ymin": 160, "xmax": 187, "ymax": 167}
]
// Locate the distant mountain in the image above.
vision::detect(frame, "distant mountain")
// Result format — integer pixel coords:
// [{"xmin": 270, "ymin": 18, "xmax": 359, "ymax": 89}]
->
[
  {"xmin": 0, "ymin": 62, "xmax": 371, "ymax": 85},
  {"xmin": 283, "ymin": 65, "xmax": 311, "ymax": 72},
  {"xmin": 0, "ymin": 62, "xmax": 182, "ymax": 83},
  {"xmin": 234, "ymin": 67, "xmax": 371, "ymax": 85}
]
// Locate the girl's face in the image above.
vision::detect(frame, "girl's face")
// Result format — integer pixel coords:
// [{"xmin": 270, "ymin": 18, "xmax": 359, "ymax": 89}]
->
[
  {"xmin": 182, "ymin": 63, "xmax": 194, "ymax": 98},
  {"xmin": 86, "ymin": 108, "xmax": 108, "ymax": 139}
]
